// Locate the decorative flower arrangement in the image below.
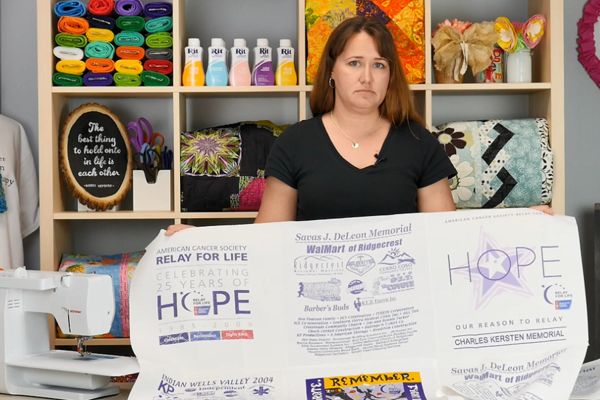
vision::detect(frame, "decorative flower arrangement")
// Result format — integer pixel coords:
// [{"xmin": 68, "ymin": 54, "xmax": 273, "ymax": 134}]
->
[
  {"xmin": 432, "ymin": 19, "xmax": 498, "ymax": 83},
  {"xmin": 494, "ymin": 15, "xmax": 546, "ymax": 53}
]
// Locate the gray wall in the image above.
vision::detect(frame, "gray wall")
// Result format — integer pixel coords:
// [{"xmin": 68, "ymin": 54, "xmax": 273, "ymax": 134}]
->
[{"xmin": 2, "ymin": 0, "xmax": 600, "ymax": 352}]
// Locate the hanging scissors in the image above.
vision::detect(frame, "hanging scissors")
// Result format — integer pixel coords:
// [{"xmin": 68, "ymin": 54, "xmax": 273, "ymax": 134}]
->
[
  {"xmin": 127, "ymin": 117, "xmax": 165, "ymax": 153},
  {"xmin": 160, "ymin": 146, "xmax": 173, "ymax": 170}
]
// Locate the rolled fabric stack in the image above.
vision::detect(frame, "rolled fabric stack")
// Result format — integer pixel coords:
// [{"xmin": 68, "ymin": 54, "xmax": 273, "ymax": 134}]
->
[{"xmin": 52, "ymin": 0, "xmax": 173, "ymax": 87}]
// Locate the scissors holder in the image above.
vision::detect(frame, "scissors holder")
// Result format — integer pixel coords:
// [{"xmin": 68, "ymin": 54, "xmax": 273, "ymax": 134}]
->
[{"xmin": 133, "ymin": 170, "xmax": 172, "ymax": 211}]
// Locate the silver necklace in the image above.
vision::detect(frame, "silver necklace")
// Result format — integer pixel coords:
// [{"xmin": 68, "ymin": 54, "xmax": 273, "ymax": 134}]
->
[{"xmin": 330, "ymin": 111, "xmax": 382, "ymax": 149}]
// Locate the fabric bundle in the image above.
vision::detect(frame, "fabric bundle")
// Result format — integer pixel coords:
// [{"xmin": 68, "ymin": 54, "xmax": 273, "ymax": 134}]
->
[
  {"xmin": 181, "ymin": 121, "xmax": 288, "ymax": 212},
  {"xmin": 57, "ymin": 16, "xmax": 89, "ymax": 35},
  {"xmin": 84, "ymin": 41, "xmax": 115, "ymax": 59},
  {"xmin": 145, "ymin": 48, "xmax": 172, "ymax": 60},
  {"xmin": 432, "ymin": 118, "xmax": 553, "ymax": 208},
  {"xmin": 0, "ymin": 172, "xmax": 6, "ymax": 213},
  {"xmin": 116, "ymin": 16, "xmax": 145, "ymax": 32},
  {"xmin": 115, "ymin": 0, "xmax": 144, "ymax": 16},
  {"xmin": 87, "ymin": 14, "xmax": 116, "ymax": 30},
  {"xmin": 116, "ymin": 46, "xmax": 145, "ymax": 60},
  {"xmin": 114, "ymin": 72, "xmax": 142, "ymax": 86},
  {"xmin": 56, "ymin": 60, "xmax": 86, "ymax": 75},
  {"xmin": 140, "ymin": 70, "xmax": 170, "ymax": 86},
  {"xmin": 145, "ymin": 32, "xmax": 173, "ymax": 48},
  {"xmin": 143, "ymin": 59, "xmax": 172, "ymax": 75},
  {"xmin": 55, "ymin": 32, "xmax": 88, "ymax": 47},
  {"xmin": 144, "ymin": 16, "xmax": 173, "ymax": 33},
  {"xmin": 53, "ymin": 72, "xmax": 84, "ymax": 86},
  {"xmin": 83, "ymin": 72, "xmax": 114, "ymax": 86},
  {"xmin": 86, "ymin": 27, "xmax": 115, "ymax": 42},
  {"xmin": 143, "ymin": 2, "xmax": 172, "ymax": 18},
  {"xmin": 85, "ymin": 58, "xmax": 115, "ymax": 73},
  {"xmin": 53, "ymin": 46, "xmax": 85, "ymax": 61},
  {"xmin": 54, "ymin": 1, "xmax": 86, "ymax": 17},
  {"xmin": 115, "ymin": 59, "xmax": 144, "ymax": 75},
  {"xmin": 87, "ymin": 0, "xmax": 114, "ymax": 16},
  {"xmin": 114, "ymin": 31, "xmax": 145, "ymax": 47}
]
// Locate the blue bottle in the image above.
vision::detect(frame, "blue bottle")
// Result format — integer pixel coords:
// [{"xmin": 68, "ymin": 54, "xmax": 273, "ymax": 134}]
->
[{"xmin": 206, "ymin": 38, "xmax": 228, "ymax": 86}]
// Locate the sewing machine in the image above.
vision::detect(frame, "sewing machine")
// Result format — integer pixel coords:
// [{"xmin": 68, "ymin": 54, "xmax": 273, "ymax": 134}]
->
[{"xmin": 0, "ymin": 267, "xmax": 139, "ymax": 400}]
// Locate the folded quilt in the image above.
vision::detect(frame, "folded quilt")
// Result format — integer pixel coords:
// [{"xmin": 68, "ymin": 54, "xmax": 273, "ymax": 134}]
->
[{"xmin": 432, "ymin": 118, "xmax": 553, "ymax": 208}]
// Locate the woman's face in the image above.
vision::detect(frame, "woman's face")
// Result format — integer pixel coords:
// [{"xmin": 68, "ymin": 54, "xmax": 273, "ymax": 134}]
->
[{"xmin": 331, "ymin": 31, "xmax": 390, "ymax": 114}]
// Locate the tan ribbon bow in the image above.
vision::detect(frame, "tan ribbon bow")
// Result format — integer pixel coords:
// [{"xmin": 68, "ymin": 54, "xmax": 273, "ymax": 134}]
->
[{"xmin": 432, "ymin": 22, "xmax": 498, "ymax": 81}]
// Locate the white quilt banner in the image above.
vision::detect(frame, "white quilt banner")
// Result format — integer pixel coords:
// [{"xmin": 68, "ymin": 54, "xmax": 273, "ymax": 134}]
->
[{"xmin": 130, "ymin": 209, "xmax": 588, "ymax": 400}]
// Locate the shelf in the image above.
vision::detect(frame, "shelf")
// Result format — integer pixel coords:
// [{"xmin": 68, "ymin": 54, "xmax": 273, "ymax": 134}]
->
[
  {"xmin": 52, "ymin": 86, "xmax": 175, "ymax": 98},
  {"xmin": 429, "ymin": 83, "xmax": 552, "ymax": 94},
  {"xmin": 55, "ymin": 338, "xmax": 131, "ymax": 346},
  {"xmin": 54, "ymin": 211, "xmax": 257, "ymax": 220}
]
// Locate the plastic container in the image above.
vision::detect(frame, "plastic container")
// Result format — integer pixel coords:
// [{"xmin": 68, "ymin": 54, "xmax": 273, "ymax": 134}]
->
[
  {"xmin": 182, "ymin": 38, "xmax": 204, "ymax": 86},
  {"xmin": 252, "ymin": 38, "xmax": 274, "ymax": 86},
  {"xmin": 206, "ymin": 38, "xmax": 228, "ymax": 86},
  {"xmin": 229, "ymin": 38, "xmax": 251, "ymax": 86},
  {"xmin": 275, "ymin": 39, "xmax": 297, "ymax": 86}
]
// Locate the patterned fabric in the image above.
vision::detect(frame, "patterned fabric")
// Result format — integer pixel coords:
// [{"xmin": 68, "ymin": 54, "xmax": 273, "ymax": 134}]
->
[
  {"xmin": 0, "ymin": 172, "xmax": 6, "ymax": 213},
  {"xmin": 57, "ymin": 251, "xmax": 145, "ymax": 338},
  {"xmin": 181, "ymin": 121, "xmax": 288, "ymax": 212},
  {"xmin": 306, "ymin": 0, "xmax": 425, "ymax": 85},
  {"xmin": 432, "ymin": 119, "xmax": 553, "ymax": 209}
]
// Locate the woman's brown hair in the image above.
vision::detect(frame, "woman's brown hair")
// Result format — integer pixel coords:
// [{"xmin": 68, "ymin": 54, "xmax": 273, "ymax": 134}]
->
[{"xmin": 310, "ymin": 16, "xmax": 424, "ymax": 127}]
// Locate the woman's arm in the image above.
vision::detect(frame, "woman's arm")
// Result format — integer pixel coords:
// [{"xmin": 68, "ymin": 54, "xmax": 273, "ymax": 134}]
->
[
  {"xmin": 417, "ymin": 178, "xmax": 456, "ymax": 212},
  {"xmin": 254, "ymin": 177, "xmax": 298, "ymax": 223}
]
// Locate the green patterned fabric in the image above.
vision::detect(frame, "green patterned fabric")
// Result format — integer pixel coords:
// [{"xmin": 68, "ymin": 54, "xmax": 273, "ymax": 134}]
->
[{"xmin": 432, "ymin": 119, "xmax": 553, "ymax": 209}]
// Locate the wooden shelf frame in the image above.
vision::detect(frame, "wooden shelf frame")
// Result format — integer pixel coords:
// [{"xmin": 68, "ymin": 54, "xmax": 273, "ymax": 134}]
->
[{"xmin": 37, "ymin": 0, "xmax": 565, "ymax": 348}]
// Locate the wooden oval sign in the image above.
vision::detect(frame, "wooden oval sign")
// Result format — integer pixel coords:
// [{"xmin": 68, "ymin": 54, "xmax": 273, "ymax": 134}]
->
[{"xmin": 60, "ymin": 103, "xmax": 133, "ymax": 211}]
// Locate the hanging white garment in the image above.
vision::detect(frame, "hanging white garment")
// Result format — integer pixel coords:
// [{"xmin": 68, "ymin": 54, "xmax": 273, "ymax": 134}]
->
[{"xmin": 0, "ymin": 114, "xmax": 39, "ymax": 269}]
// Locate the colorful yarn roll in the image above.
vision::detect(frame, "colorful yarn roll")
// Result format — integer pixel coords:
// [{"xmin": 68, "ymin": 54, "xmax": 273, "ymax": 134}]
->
[
  {"xmin": 144, "ymin": 2, "xmax": 172, "ymax": 18},
  {"xmin": 114, "ymin": 72, "xmax": 142, "ymax": 86},
  {"xmin": 88, "ymin": 15, "xmax": 116, "ymax": 30},
  {"xmin": 87, "ymin": 0, "xmax": 114, "ymax": 16},
  {"xmin": 86, "ymin": 28, "xmax": 115, "ymax": 42},
  {"xmin": 115, "ymin": 59, "xmax": 144, "ymax": 75},
  {"xmin": 143, "ymin": 60, "xmax": 173, "ymax": 75},
  {"xmin": 116, "ymin": 16, "xmax": 145, "ymax": 32},
  {"xmin": 54, "ymin": 1, "xmax": 86, "ymax": 17},
  {"xmin": 115, "ymin": 0, "xmax": 144, "ymax": 16},
  {"xmin": 144, "ymin": 16, "xmax": 173, "ymax": 34},
  {"xmin": 146, "ymin": 32, "xmax": 173, "ymax": 49},
  {"xmin": 55, "ymin": 33, "xmax": 88, "ymax": 48},
  {"xmin": 53, "ymin": 46, "xmax": 85, "ymax": 60},
  {"xmin": 57, "ymin": 16, "xmax": 89, "ymax": 35},
  {"xmin": 85, "ymin": 41, "xmax": 115, "ymax": 59},
  {"xmin": 56, "ymin": 60, "xmax": 86, "ymax": 75},
  {"xmin": 83, "ymin": 72, "xmax": 114, "ymax": 86},
  {"xmin": 85, "ymin": 58, "xmax": 115, "ymax": 73},
  {"xmin": 114, "ymin": 31, "xmax": 145, "ymax": 47},
  {"xmin": 53, "ymin": 72, "xmax": 83, "ymax": 86},
  {"xmin": 141, "ymin": 70, "xmax": 171, "ymax": 86},
  {"xmin": 116, "ymin": 46, "xmax": 145, "ymax": 60},
  {"xmin": 145, "ymin": 48, "xmax": 173, "ymax": 60}
]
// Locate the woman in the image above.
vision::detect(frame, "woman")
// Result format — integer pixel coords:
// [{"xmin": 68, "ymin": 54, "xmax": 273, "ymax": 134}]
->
[{"xmin": 167, "ymin": 17, "xmax": 550, "ymax": 235}]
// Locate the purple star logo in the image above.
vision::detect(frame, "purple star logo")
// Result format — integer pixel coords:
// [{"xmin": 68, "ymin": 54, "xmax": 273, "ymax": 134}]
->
[{"xmin": 452, "ymin": 227, "xmax": 535, "ymax": 309}]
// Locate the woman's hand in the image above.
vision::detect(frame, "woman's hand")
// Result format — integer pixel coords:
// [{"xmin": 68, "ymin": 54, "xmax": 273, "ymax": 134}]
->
[
  {"xmin": 530, "ymin": 205, "xmax": 554, "ymax": 215},
  {"xmin": 165, "ymin": 224, "xmax": 194, "ymax": 236}
]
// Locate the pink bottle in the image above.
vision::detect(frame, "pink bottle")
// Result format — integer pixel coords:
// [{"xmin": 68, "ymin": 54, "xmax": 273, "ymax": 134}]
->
[{"xmin": 229, "ymin": 38, "xmax": 251, "ymax": 86}]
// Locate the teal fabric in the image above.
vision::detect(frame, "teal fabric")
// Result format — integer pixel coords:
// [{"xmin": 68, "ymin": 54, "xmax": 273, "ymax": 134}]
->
[
  {"xmin": 0, "ymin": 172, "xmax": 6, "ymax": 213},
  {"xmin": 144, "ymin": 16, "xmax": 172, "ymax": 33},
  {"xmin": 114, "ymin": 31, "xmax": 145, "ymax": 47},
  {"xmin": 432, "ymin": 118, "xmax": 553, "ymax": 209},
  {"xmin": 84, "ymin": 41, "xmax": 115, "ymax": 59}
]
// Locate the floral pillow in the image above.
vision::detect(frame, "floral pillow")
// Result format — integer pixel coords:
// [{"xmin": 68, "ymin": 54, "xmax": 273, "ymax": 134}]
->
[{"xmin": 432, "ymin": 119, "xmax": 553, "ymax": 209}]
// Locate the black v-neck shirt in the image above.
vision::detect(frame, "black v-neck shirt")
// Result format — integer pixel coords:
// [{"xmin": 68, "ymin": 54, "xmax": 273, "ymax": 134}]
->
[{"xmin": 265, "ymin": 115, "xmax": 456, "ymax": 221}]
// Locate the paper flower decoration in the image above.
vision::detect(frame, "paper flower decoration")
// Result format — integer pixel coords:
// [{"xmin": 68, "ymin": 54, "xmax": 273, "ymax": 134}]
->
[
  {"xmin": 522, "ymin": 15, "xmax": 546, "ymax": 48},
  {"xmin": 433, "ymin": 19, "xmax": 473, "ymax": 37},
  {"xmin": 577, "ymin": 0, "xmax": 600, "ymax": 89},
  {"xmin": 494, "ymin": 17, "xmax": 517, "ymax": 52},
  {"xmin": 495, "ymin": 15, "xmax": 546, "ymax": 53}
]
